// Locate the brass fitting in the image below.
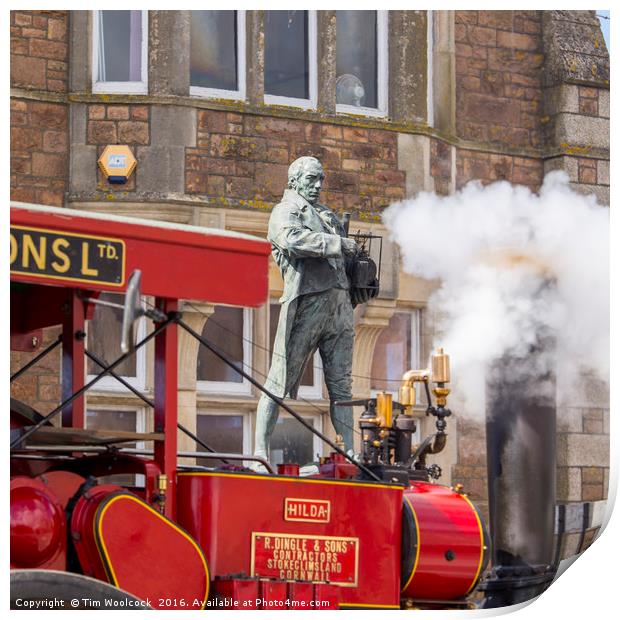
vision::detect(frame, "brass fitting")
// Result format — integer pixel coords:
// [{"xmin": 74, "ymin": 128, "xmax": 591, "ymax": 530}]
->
[
  {"xmin": 401, "ymin": 368, "xmax": 430, "ymax": 385},
  {"xmin": 431, "ymin": 348, "xmax": 450, "ymax": 384},
  {"xmin": 432, "ymin": 386, "xmax": 451, "ymax": 407},
  {"xmin": 376, "ymin": 392, "xmax": 393, "ymax": 428},
  {"xmin": 398, "ymin": 385, "xmax": 416, "ymax": 414},
  {"xmin": 156, "ymin": 474, "xmax": 168, "ymax": 513}
]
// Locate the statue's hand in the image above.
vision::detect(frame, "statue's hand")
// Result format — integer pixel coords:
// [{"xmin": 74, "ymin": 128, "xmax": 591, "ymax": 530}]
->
[{"xmin": 341, "ymin": 237, "xmax": 359, "ymax": 257}]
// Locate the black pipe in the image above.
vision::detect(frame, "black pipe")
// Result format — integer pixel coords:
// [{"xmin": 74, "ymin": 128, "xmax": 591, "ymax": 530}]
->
[{"xmin": 480, "ymin": 316, "xmax": 557, "ymax": 607}]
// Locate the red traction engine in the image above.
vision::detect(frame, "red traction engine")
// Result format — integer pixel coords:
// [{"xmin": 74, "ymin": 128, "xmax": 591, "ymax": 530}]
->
[{"xmin": 10, "ymin": 203, "xmax": 488, "ymax": 610}]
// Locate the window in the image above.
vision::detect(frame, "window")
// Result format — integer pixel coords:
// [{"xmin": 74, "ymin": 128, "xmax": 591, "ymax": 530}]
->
[
  {"xmin": 264, "ymin": 10, "xmax": 317, "ymax": 109},
  {"xmin": 85, "ymin": 407, "xmax": 146, "ymax": 486},
  {"xmin": 190, "ymin": 10, "xmax": 246, "ymax": 100},
  {"xmin": 371, "ymin": 310, "xmax": 421, "ymax": 394},
  {"xmin": 86, "ymin": 292, "xmax": 146, "ymax": 391},
  {"xmin": 269, "ymin": 415, "xmax": 322, "ymax": 467},
  {"xmin": 92, "ymin": 10, "xmax": 148, "ymax": 94},
  {"xmin": 269, "ymin": 303, "xmax": 323, "ymax": 399},
  {"xmin": 336, "ymin": 10, "xmax": 388, "ymax": 117},
  {"xmin": 197, "ymin": 306, "xmax": 252, "ymax": 395},
  {"xmin": 196, "ymin": 412, "xmax": 249, "ymax": 467}
]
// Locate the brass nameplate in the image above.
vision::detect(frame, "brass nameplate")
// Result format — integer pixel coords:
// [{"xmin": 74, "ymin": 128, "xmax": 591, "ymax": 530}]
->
[{"xmin": 251, "ymin": 532, "xmax": 359, "ymax": 587}]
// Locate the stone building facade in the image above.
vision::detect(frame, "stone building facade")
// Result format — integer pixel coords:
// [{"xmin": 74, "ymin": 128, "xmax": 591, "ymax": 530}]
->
[{"xmin": 10, "ymin": 10, "xmax": 609, "ymax": 561}]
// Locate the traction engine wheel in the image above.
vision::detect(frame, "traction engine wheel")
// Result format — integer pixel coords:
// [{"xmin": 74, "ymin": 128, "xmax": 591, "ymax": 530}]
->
[{"xmin": 10, "ymin": 570, "xmax": 150, "ymax": 610}]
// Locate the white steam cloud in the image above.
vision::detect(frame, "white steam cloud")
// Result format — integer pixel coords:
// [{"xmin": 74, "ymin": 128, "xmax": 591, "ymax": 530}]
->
[{"xmin": 383, "ymin": 171, "xmax": 609, "ymax": 417}]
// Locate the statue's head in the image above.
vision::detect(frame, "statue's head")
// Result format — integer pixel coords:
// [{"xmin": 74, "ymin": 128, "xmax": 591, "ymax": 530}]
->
[{"xmin": 287, "ymin": 156, "xmax": 324, "ymax": 205}]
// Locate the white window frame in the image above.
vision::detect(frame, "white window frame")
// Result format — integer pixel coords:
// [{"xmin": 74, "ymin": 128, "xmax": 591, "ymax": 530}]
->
[
  {"xmin": 264, "ymin": 10, "xmax": 317, "ymax": 111},
  {"xmin": 268, "ymin": 411, "xmax": 323, "ymax": 465},
  {"xmin": 196, "ymin": 410, "xmax": 251, "ymax": 458},
  {"xmin": 85, "ymin": 405, "xmax": 146, "ymax": 437},
  {"xmin": 85, "ymin": 296, "xmax": 147, "ymax": 393},
  {"xmin": 85, "ymin": 405, "xmax": 147, "ymax": 485},
  {"xmin": 189, "ymin": 10, "xmax": 246, "ymax": 102},
  {"xmin": 336, "ymin": 10, "xmax": 388, "ymax": 118},
  {"xmin": 92, "ymin": 10, "xmax": 148, "ymax": 95},
  {"xmin": 197, "ymin": 307, "xmax": 253, "ymax": 396}
]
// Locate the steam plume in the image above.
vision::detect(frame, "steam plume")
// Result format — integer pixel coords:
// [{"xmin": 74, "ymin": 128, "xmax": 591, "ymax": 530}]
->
[{"xmin": 383, "ymin": 172, "xmax": 609, "ymax": 416}]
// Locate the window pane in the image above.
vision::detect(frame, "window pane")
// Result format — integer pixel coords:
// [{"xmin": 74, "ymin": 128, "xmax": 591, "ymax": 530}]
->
[
  {"xmin": 190, "ymin": 11, "xmax": 238, "ymax": 91},
  {"xmin": 197, "ymin": 307, "xmax": 244, "ymax": 383},
  {"xmin": 196, "ymin": 414, "xmax": 244, "ymax": 467},
  {"xmin": 265, "ymin": 11, "xmax": 309, "ymax": 99},
  {"xmin": 269, "ymin": 304, "xmax": 314, "ymax": 387},
  {"xmin": 270, "ymin": 417, "xmax": 316, "ymax": 466},
  {"xmin": 87, "ymin": 293, "xmax": 136, "ymax": 378},
  {"xmin": 98, "ymin": 11, "xmax": 142, "ymax": 82},
  {"xmin": 336, "ymin": 11, "xmax": 377, "ymax": 108},
  {"xmin": 371, "ymin": 312, "xmax": 412, "ymax": 391},
  {"xmin": 85, "ymin": 409, "xmax": 138, "ymax": 486}
]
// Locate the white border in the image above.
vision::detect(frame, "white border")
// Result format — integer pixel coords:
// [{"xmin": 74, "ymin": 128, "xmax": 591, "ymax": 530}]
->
[
  {"xmin": 189, "ymin": 10, "xmax": 247, "ymax": 102},
  {"xmin": 264, "ymin": 10, "xmax": 318, "ymax": 111},
  {"xmin": 92, "ymin": 10, "xmax": 149, "ymax": 95},
  {"xmin": 197, "ymin": 307, "xmax": 253, "ymax": 396},
  {"xmin": 336, "ymin": 10, "xmax": 389, "ymax": 118}
]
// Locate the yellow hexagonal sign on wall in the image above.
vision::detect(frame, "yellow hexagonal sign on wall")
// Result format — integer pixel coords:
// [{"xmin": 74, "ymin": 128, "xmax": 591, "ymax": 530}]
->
[{"xmin": 97, "ymin": 145, "xmax": 137, "ymax": 184}]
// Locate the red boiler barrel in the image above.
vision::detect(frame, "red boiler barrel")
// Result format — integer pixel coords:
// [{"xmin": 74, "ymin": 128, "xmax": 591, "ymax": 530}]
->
[{"xmin": 401, "ymin": 482, "xmax": 489, "ymax": 601}]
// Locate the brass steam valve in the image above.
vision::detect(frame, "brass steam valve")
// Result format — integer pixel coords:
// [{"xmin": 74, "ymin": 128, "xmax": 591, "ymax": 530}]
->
[{"xmin": 399, "ymin": 348, "xmax": 452, "ymax": 411}]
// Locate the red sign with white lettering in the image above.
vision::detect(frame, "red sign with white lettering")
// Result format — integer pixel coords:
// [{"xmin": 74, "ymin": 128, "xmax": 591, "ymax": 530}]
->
[
  {"xmin": 284, "ymin": 498, "xmax": 331, "ymax": 523},
  {"xmin": 251, "ymin": 532, "xmax": 359, "ymax": 587}
]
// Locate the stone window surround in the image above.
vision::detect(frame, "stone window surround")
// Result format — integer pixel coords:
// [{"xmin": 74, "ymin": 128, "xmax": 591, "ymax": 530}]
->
[
  {"xmin": 189, "ymin": 10, "xmax": 247, "ymax": 103},
  {"xmin": 71, "ymin": 10, "xmax": 442, "ymax": 127},
  {"xmin": 91, "ymin": 10, "xmax": 148, "ymax": 95}
]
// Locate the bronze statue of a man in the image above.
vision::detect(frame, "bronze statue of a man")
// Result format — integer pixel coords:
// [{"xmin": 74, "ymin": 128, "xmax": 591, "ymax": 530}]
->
[{"xmin": 254, "ymin": 156, "xmax": 361, "ymax": 463}]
